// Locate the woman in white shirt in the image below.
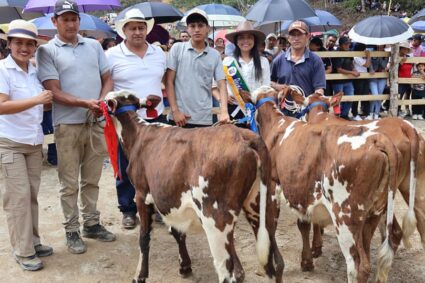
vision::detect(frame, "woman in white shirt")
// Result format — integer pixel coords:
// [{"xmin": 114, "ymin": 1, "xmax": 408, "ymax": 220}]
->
[
  {"xmin": 0, "ymin": 20, "xmax": 53, "ymax": 271},
  {"xmin": 224, "ymin": 21, "xmax": 270, "ymax": 126}
]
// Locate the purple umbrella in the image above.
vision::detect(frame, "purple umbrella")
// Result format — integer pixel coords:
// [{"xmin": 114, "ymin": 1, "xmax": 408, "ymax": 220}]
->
[{"xmin": 24, "ymin": 0, "xmax": 121, "ymax": 13}]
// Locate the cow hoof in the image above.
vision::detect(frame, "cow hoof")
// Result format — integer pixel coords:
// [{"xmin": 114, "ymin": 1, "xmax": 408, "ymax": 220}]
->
[
  {"xmin": 180, "ymin": 266, "xmax": 192, "ymax": 278},
  {"xmin": 312, "ymin": 247, "xmax": 322, "ymax": 258},
  {"xmin": 301, "ymin": 261, "xmax": 314, "ymax": 272}
]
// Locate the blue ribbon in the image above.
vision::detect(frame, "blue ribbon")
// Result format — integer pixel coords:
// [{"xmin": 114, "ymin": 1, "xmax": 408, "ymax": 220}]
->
[
  {"xmin": 295, "ymin": 101, "xmax": 329, "ymax": 119},
  {"xmin": 255, "ymin": 97, "xmax": 277, "ymax": 109},
  {"xmin": 114, "ymin": 105, "xmax": 138, "ymax": 115}
]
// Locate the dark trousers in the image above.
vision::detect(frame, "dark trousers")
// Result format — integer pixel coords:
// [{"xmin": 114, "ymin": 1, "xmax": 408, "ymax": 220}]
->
[
  {"xmin": 352, "ymin": 79, "xmax": 370, "ymax": 116},
  {"xmin": 412, "ymin": 89, "xmax": 425, "ymax": 116},
  {"xmin": 115, "ymin": 114, "xmax": 168, "ymax": 215},
  {"xmin": 41, "ymin": 110, "xmax": 57, "ymax": 165}
]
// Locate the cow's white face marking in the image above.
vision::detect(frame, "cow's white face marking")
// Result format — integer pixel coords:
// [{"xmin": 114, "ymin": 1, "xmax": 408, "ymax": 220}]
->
[
  {"xmin": 357, "ymin": 204, "xmax": 365, "ymax": 211},
  {"xmin": 251, "ymin": 85, "xmax": 275, "ymax": 103},
  {"xmin": 338, "ymin": 121, "xmax": 379, "ymax": 150},
  {"xmin": 105, "ymin": 89, "xmax": 133, "ymax": 100},
  {"xmin": 279, "ymin": 120, "xmax": 299, "ymax": 145}
]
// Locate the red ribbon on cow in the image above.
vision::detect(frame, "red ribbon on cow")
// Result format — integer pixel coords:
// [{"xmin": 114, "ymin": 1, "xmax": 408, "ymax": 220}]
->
[{"xmin": 100, "ymin": 102, "xmax": 122, "ymax": 180}]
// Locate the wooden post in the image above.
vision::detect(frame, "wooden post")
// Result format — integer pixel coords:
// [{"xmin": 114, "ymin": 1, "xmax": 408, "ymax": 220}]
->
[{"xmin": 389, "ymin": 43, "xmax": 399, "ymax": 117}]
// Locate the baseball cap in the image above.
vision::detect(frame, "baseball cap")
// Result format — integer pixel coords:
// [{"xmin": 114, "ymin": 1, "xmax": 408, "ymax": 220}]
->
[
  {"xmin": 288, "ymin": 21, "xmax": 309, "ymax": 34},
  {"xmin": 185, "ymin": 8, "xmax": 209, "ymax": 25},
  {"xmin": 266, "ymin": 33, "xmax": 277, "ymax": 40},
  {"xmin": 54, "ymin": 0, "xmax": 79, "ymax": 16}
]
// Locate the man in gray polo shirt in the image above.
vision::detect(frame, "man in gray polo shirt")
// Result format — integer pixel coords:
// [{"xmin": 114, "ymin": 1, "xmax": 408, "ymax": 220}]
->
[
  {"xmin": 36, "ymin": 0, "xmax": 115, "ymax": 254},
  {"xmin": 166, "ymin": 8, "xmax": 229, "ymax": 127}
]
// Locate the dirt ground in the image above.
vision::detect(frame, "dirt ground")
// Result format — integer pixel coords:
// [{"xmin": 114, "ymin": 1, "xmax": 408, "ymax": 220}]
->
[{"xmin": 1, "ymin": 121, "xmax": 425, "ymax": 283}]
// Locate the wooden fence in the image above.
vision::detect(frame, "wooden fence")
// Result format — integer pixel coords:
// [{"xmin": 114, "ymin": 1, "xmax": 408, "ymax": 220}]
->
[{"xmin": 316, "ymin": 48, "xmax": 425, "ymax": 116}]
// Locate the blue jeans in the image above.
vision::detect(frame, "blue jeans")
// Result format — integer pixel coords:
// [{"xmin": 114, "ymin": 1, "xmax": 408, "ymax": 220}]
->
[
  {"xmin": 116, "ymin": 142, "xmax": 137, "ymax": 215},
  {"xmin": 369, "ymin": 78, "xmax": 387, "ymax": 115},
  {"xmin": 333, "ymin": 82, "xmax": 354, "ymax": 118},
  {"xmin": 41, "ymin": 110, "xmax": 57, "ymax": 165}
]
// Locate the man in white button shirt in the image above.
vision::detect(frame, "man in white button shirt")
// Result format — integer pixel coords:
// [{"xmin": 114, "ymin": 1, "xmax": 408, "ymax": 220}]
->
[{"xmin": 105, "ymin": 9, "xmax": 167, "ymax": 229}]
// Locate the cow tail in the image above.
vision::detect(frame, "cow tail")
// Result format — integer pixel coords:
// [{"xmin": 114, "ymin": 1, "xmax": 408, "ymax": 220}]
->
[
  {"xmin": 251, "ymin": 138, "xmax": 271, "ymax": 267},
  {"xmin": 402, "ymin": 124, "xmax": 419, "ymax": 248},
  {"xmin": 377, "ymin": 137, "xmax": 399, "ymax": 283}
]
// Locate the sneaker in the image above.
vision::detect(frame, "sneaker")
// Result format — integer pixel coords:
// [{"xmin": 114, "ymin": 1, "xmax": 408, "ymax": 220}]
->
[
  {"xmin": 365, "ymin": 114, "xmax": 373, "ymax": 120},
  {"xmin": 13, "ymin": 253, "xmax": 43, "ymax": 271},
  {"xmin": 34, "ymin": 244, "xmax": 53, "ymax": 257},
  {"xmin": 413, "ymin": 114, "xmax": 419, "ymax": 120},
  {"xmin": 418, "ymin": 115, "xmax": 424, "ymax": 120},
  {"xmin": 82, "ymin": 224, "xmax": 116, "ymax": 242},
  {"xmin": 66, "ymin": 231, "xmax": 87, "ymax": 254},
  {"xmin": 352, "ymin": 115, "xmax": 362, "ymax": 121},
  {"xmin": 399, "ymin": 111, "xmax": 407, "ymax": 118},
  {"xmin": 122, "ymin": 213, "xmax": 137, "ymax": 229},
  {"xmin": 374, "ymin": 114, "xmax": 380, "ymax": 120}
]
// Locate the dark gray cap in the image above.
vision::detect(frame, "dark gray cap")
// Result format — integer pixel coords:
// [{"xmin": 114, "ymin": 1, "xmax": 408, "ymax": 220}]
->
[{"xmin": 54, "ymin": 0, "xmax": 79, "ymax": 16}]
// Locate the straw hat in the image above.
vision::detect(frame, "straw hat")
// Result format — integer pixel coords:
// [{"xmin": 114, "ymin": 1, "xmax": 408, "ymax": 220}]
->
[
  {"xmin": 0, "ymin": 19, "xmax": 45, "ymax": 44},
  {"xmin": 115, "ymin": 9, "xmax": 155, "ymax": 40},
  {"xmin": 225, "ymin": 21, "xmax": 265, "ymax": 44}
]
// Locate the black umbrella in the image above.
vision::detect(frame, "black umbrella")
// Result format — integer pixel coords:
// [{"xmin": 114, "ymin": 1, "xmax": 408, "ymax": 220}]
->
[
  {"xmin": 116, "ymin": 2, "xmax": 183, "ymax": 24},
  {"xmin": 245, "ymin": 0, "xmax": 316, "ymax": 23},
  {"xmin": 348, "ymin": 15, "xmax": 413, "ymax": 45},
  {"xmin": 408, "ymin": 8, "xmax": 425, "ymax": 25},
  {"xmin": 0, "ymin": 0, "xmax": 42, "ymax": 24}
]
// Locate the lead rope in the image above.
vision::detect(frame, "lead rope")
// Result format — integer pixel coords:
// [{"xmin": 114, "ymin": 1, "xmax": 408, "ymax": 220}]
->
[{"xmin": 283, "ymin": 85, "xmax": 305, "ymax": 114}]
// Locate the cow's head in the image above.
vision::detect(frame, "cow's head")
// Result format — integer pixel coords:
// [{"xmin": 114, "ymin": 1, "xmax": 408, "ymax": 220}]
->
[
  {"xmin": 289, "ymin": 90, "xmax": 344, "ymax": 111},
  {"xmin": 251, "ymin": 86, "xmax": 278, "ymax": 104},
  {"xmin": 105, "ymin": 90, "xmax": 161, "ymax": 115}
]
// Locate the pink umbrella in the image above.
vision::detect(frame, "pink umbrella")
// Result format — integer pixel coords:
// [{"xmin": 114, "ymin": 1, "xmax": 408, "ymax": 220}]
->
[{"xmin": 24, "ymin": 0, "xmax": 121, "ymax": 13}]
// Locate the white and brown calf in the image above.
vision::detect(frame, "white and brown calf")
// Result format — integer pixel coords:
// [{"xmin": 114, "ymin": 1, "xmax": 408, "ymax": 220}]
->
[
  {"xmin": 104, "ymin": 90, "xmax": 284, "ymax": 283},
  {"xmin": 289, "ymin": 90, "xmax": 424, "ymax": 252},
  {"xmin": 252, "ymin": 86, "xmax": 401, "ymax": 283}
]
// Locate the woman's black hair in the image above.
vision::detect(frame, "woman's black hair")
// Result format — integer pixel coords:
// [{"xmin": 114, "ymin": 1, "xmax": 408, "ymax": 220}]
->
[{"xmin": 233, "ymin": 34, "xmax": 263, "ymax": 81}]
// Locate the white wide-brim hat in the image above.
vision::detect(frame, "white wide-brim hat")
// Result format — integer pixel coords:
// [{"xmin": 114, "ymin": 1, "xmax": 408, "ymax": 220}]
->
[
  {"xmin": 0, "ymin": 19, "xmax": 46, "ymax": 44},
  {"xmin": 115, "ymin": 9, "xmax": 155, "ymax": 40}
]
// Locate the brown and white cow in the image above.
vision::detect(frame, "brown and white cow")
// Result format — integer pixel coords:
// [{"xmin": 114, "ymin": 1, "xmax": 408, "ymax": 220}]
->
[
  {"xmin": 252, "ymin": 86, "xmax": 401, "ymax": 283},
  {"xmin": 288, "ymin": 89, "xmax": 424, "ymax": 251},
  {"xmin": 104, "ymin": 90, "xmax": 284, "ymax": 283}
]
